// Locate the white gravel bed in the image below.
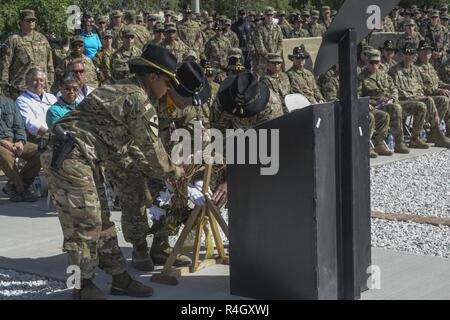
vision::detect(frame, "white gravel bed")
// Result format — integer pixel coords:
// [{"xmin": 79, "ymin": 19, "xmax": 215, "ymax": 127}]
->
[
  {"xmin": 371, "ymin": 218, "xmax": 450, "ymax": 258},
  {"xmin": 371, "ymin": 150, "xmax": 450, "ymax": 218},
  {"xmin": 0, "ymin": 268, "xmax": 66, "ymax": 300}
]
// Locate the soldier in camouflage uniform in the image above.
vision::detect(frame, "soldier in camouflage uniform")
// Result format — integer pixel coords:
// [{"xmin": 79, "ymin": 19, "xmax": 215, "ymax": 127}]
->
[
  {"xmin": 0, "ymin": 10, "xmax": 54, "ymax": 98},
  {"xmin": 200, "ymin": 60, "xmax": 221, "ymax": 127},
  {"xmin": 39, "ymin": 45, "xmax": 182, "ymax": 299},
  {"xmin": 260, "ymin": 53, "xmax": 290, "ymax": 113},
  {"xmin": 222, "ymin": 19, "xmax": 239, "ymax": 48},
  {"xmin": 416, "ymin": 40, "xmax": 450, "ymax": 139},
  {"xmin": 252, "ymin": 7, "xmax": 284, "ymax": 77},
  {"xmin": 319, "ymin": 6, "xmax": 333, "ymax": 30},
  {"xmin": 278, "ymin": 11, "xmax": 293, "ymax": 39},
  {"xmin": 286, "ymin": 46, "xmax": 324, "ymax": 104},
  {"xmin": 380, "ymin": 16, "xmax": 395, "ymax": 32},
  {"xmin": 110, "ymin": 28, "xmax": 142, "ymax": 81},
  {"xmin": 162, "ymin": 23, "xmax": 188, "ymax": 63},
  {"xmin": 92, "ymin": 30, "xmax": 116, "ymax": 85},
  {"xmin": 57, "ymin": 36, "xmax": 99, "ymax": 88},
  {"xmin": 389, "ymin": 7, "xmax": 404, "ymax": 32},
  {"xmin": 96, "ymin": 15, "xmax": 109, "ymax": 34},
  {"xmin": 420, "ymin": 11, "xmax": 448, "ymax": 54},
  {"xmin": 146, "ymin": 14, "xmax": 158, "ymax": 37},
  {"xmin": 108, "ymin": 10, "xmax": 124, "ymax": 50},
  {"xmin": 396, "ymin": 21, "xmax": 424, "ymax": 50},
  {"xmin": 397, "ymin": 10, "xmax": 413, "ymax": 32},
  {"xmin": 379, "ymin": 40, "xmax": 398, "ymax": 73},
  {"xmin": 308, "ymin": 10, "xmax": 327, "ymax": 37},
  {"xmin": 389, "ymin": 43, "xmax": 450, "ymax": 148},
  {"xmin": 318, "ymin": 65, "xmax": 340, "ymax": 102},
  {"xmin": 204, "ymin": 23, "xmax": 232, "ymax": 76},
  {"xmin": 120, "ymin": 10, "xmax": 151, "ymax": 50},
  {"xmin": 147, "ymin": 23, "xmax": 165, "ymax": 46},
  {"xmin": 202, "ymin": 17, "xmax": 216, "ymax": 43},
  {"xmin": 177, "ymin": 5, "xmax": 204, "ymax": 60},
  {"xmin": 359, "ymin": 49, "xmax": 428, "ymax": 153},
  {"xmin": 289, "ymin": 15, "xmax": 310, "ymax": 38}
]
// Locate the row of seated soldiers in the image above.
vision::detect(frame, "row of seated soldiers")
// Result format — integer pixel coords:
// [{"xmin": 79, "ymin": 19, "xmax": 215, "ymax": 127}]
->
[{"xmin": 319, "ymin": 40, "xmax": 450, "ymax": 158}]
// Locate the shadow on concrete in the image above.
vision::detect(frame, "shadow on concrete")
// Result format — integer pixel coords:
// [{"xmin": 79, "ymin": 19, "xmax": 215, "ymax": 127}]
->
[{"xmin": 0, "ymin": 198, "xmax": 57, "ymax": 218}]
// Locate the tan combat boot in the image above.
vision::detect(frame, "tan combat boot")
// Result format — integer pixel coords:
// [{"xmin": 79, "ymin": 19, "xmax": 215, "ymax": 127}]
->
[
  {"xmin": 369, "ymin": 148, "xmax": 378, "ymax": 158},
  {"xmin": 394, "ymin": 141, "xmax": 410, "ymax": 154},
  {"xmin": 111, "ymin": 271, "xmax": 154, "ymax": 298},
  {"xmin": 409, "ymin": 137, "xmax": 429, "ymax": 149},
  {"xmin": 430, "ymin": 127, "xmax": 450, "ymax": 148},
  {"xmin": 73, "ymin": 278, "xmax": 106, "ymax": 300},
  {"xmin": 374, "ymin": 141, "xmax": 393, "ymax": 156},
  {"xmin": 150, "ymin": 237, "xmax": 192, "ymax": 267}
]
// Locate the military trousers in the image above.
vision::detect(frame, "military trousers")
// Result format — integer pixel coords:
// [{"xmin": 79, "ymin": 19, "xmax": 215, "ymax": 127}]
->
[
  {"xmin": 41, "ymin": 146, "xmax": 126, "ymax": 280},
  {"xmin": 398, "ymin": 100, "xmax": 427, "ymax": 139},
  {"xmin": 369, "ymin": 109, "xmax": 390, "ymax": 143},
  {"xmin": 0, "ymin": 139, "xmax": 41, "ymax": 193},
  {"xmin": 412, "ymin": 96, "xmax": 448, "ymax": 128}
]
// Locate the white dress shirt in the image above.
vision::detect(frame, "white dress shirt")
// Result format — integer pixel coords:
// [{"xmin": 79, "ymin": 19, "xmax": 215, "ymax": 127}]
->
[{"xmin": 15, "ymin": 90, "xmax": 57, "ymax": 136}]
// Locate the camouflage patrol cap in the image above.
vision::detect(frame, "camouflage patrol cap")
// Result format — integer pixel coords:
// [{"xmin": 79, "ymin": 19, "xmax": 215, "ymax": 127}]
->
[
  {"xmin": 182, "ymin": 4, "xmax": 193, "ymax": 14},
  {"xmin": 278, "ymin": 10, "xmax": 286, "ymax": 16},
  {"xmin": 405, "ymin": 20, "xmax": 417, "ymax": 27},
  {"xmin": 110, "ymin": 10, "xmax": 123, "ymax": 19},
  {"xmin": 101, "ymin": 30, "xmax": 113, "ymax": 38},
  {"xmin": 121, "ymin": 27, "xmax": 136, "ymax": 37},
  {"xmin": 148, "ymin": 14, "xmax": 158, "ymax": 21},
  {"xmin": 265, "ymin": 7, "xmax": 275, "ymax": 15},
  {"xmin": 164, "ymin": 22, "xmax": 177, "ymax": 32},
  {"xmin": 164, "ymin": 10, "xmax": 173, "ymax": 17},
  {"xmin": 205, "ymin": 17, "xmax": 214, "ymax": 23},
  {"xmin": 441, "ymin": 14, "xmax": 449, "ymax": 20},
  {"xmin": 413, "ymin": 9, "xmax": 421, "ymax": 15},
  {"xmin": 331, "ymin": 10, "xmax": 337, "ymax": 17},
  {"xmin": 322, "ymin": 6, "xmax": 331, "ymax": 12},
  {"xmin": 97, "ymin": 15, "xmax": 109, "ymax": 24},
  {"xmin": 136, "ymin": 14, "xmax": 144, "ymax": 22},
  {"xmin": 228, "ymin": 47, "xmax": 242, "ymax": 59},
  {"xmin": 154, "ymin": 22, "xmax": 165, "ymax": 32},
  {"xmin": 367, "ymin": 49, "xmax": 381, "ymax": 62},
  {"xmin": 267, "ymin": 53, "xmax": 283, "ymax": 63},
  {"xmin": 361, "ymin": 45, "xmax": 374, "ymax": 55},
  {"xmin": 311, "ymin": 10, "xmax": 320, "ymax": 18},
  {"xmin": 431, "ymin": 10, "xmax": 440, "ymax": 18},
  {"xmin": 440, "ymin": 4, "xmax": 449, "ymax": 11},
  {"xmin": 71, "ymin": 35, "xmax": 85, "ymax": 45},
  {"xmin": 124, "ymin": 10, "xmax": 137, "ymax": 20},
  {"xmin": 223, "ymin": 19, "xmax": 232, "ymax": 26},
  {"xmin": 248, "ymin": 11, "xmax": 256, "ymax": 17},
  {"xmin": 20, "ymin": 10, "xmax": 37, "ymax": 21},
  {"xmin": 182, "ymin": 50, "xmax": 198, "ymax": 61},
  {"xmin": 302, "ymin": 10, "xmax": 311, "ymax": 17}
]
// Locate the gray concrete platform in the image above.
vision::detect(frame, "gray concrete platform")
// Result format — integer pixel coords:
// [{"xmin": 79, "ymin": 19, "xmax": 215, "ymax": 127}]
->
[
  {"xmin": 370, "ymin": 146, "xmax": 446, "ymax": 167},
  {"xmin": 0, "ymin": 197, "xmax": 449, "ymax": 300}
]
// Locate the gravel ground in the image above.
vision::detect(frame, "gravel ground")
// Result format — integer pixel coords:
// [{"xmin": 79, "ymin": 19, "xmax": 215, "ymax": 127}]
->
[
  {"xmin": 370, "ymin": 149, "xmax": 450, "ymax": 218},
  {"xmin": 370, "ymin": 149, "xmax": 450, "ymax": 258},
  {"xmin": 0, "ymin": 268, "xmax": 66, "ymax": 300}
]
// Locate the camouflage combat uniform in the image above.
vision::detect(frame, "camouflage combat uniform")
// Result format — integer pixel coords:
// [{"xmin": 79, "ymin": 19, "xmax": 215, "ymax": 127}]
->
[
  {"xmin": 318, "ymin": 67, "xmax": 340, "ymax": 101},
  {"xmin": 204, "ymin": 35, "xmax": 232, "ymax": 71},
  {"xmin": 177, "ymin": 19, "xmax": 204, "ymax": 59},
  {"xmin": 379, "ymin": 57, "xmax": 397, "ymax": 73},
  {"xmin": 253, "ymin": 22, "xmax": 284, "ymax": 76},
  {"xmin": 110, "ymin": 46, "xmax": 142, "ymax": 81},
  {"xmin": 40, "ymin": 77, "xmax": 182, "ymax": 280},
  {"xmin": 308, "ymin": 22, "xmax": 326, "ymax": 37},
  {"xmin": 396, "ymin": 31, "xmax": 424, "ymax": 50},
  {"xmin": 287, "ymin": 66, "xmax": 324, "ymax": 104},
  {"xmin": 359, "ymin": 67, "xmax": 427, "ymax": 143},
  {"xmin": 420, "ymin": 24, "xmax": 448, "ymax": 53},
  {"xmin": 57, "ymin": 54, "xmax": 99, "ymax": 88},
  {"xmin": 289, "ymin": 26, "xmax": 310, "ymax": 38},
  {"xmin": 162, "ymin": 39, "xmax": 188, "ymax": 63},
  {"xmin": 0, "ymin": 30, "xmax": 55, "ymax": 95},
  {"xmin": 113, "ymin": 24, "xmax": 151, "ymax": 50},
  {"xmin": 223, "ymin": 31, "xmax": 239, "ymax": 48},
  {"xmin": 92, "ymin": 47, "xmax": 116, "ymax": 85},
  {"xmin": 381, "ymin": 16, "xmax": 395, "ymax": 32},
  {"xmin": 279, "ymin": 19, "xmax": 293, "ymax": 39},
  {"xmin": 389, "ymin": 62, "xmax": 446, "ymax": 134},
  {"xmin": 202, "ymin": 28, "xmax": 216, "ymax": 43},
  {"xmin": 260, "ymin": 71, "xmax": 291, "ymax": 112}
]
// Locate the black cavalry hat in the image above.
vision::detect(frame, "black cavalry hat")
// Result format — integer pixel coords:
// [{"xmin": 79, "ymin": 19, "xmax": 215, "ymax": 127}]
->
[
  {"xmin": 170, "ymin": 61, "xmax": 211, "ymax": 107},
  {"xmin": 217, "ymin": 71, "xmax": 270, "ymax": 118},
  {"xmin": 288, "ymin": 44, "xmax": 310, "ymax": 60},
  {"xmin": 417, "ymin": 40, "xmax": 434, "ymax": 51},
  {"xmin": 380, "ymin": 40, "xmax": 397, "ymax": 52},
  {"xmin": 128, "ymin": 43, "xmax": 179, "ymax": 84},
  {"xmin": 401, "ymin": 42, "xmax": 417, "ymax": 54}
]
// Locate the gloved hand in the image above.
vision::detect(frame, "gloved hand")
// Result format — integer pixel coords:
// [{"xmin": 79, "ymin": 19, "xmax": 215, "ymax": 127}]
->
[
  {"xmin": 148, "ymin": 205, "xmax": 166, "ymax": 221},
  {"xmin": 187, "ymin": 182, "xmax": 205, "ymax": 206}
]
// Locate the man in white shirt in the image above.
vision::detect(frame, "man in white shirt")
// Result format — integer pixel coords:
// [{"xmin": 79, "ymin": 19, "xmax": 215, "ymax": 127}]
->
[{"xmin": 15, "ymin": 67, "xmax": 57, "ymax": 138}]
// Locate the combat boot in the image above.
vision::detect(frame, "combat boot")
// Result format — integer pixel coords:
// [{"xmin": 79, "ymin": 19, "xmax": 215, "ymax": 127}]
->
[
  {"xmin": 150, "ymin": 237, "xmax": 192, "ymax": 267},
  {"xmin": 409, "ymin": 138, "xmax": 429, "ymax": 149},
  {"xmin": 394, "ymin": 141, "xmax": 410, "ymax": 154},
  {"xmin": 73, "ymin": 278, "xmax": 106, "ymax": 300},
  {"xmin": 373, "ymin": 141, "xmax": 393, "ymax": 156},
  {"xmin": 132, "ymin": 241, "xmax": 155, "ymax": 272},
  {"xmin": 430, "ymin": 127, "xmax": 450, "ymax": 148},
  {"xmin": 111, "ymin": 271, "xmax": 154, "ymax": 298},
  {"xmin": 369, "ymin": 148, "xmax": 378, "ymax": 158}
]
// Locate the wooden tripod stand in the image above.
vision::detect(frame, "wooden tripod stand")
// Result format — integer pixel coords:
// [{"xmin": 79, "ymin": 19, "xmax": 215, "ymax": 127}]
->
[{"xmin": 151, "ymin": 164, "xmax": 229, "ymax": 285}]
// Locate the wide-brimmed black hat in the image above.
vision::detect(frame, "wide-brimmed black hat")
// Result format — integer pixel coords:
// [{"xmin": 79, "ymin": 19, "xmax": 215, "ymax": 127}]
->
[
  {"xmin": 288, "ymin": 45, "xmax": 310, "ymax": 60},
  {"xmin": 128, "ymin": 44, "xmax": 179, "ymax": 84},
  {"xmin": 170, "ymin": 62, "xmax": 211, "ymax": 107},
  {"xmin": 380, "ymin": 40, "xmax": 397, "ymax": 52},
  {"xmin": 217, "ymin": 71, "xmax": 270, "ymax": 118},
  {"xmin": 401, "ymin": 42, "xmax": 417, "ymax": 54},
  {"xmin": 417, "ymin": 40, "xmax": 434, "ymax": 51}
]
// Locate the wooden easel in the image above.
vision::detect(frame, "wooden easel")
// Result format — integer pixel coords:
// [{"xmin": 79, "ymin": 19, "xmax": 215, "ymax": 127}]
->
[{"xmin": 151, "ymin": 164, "xmax": 229, "ymax": 285}]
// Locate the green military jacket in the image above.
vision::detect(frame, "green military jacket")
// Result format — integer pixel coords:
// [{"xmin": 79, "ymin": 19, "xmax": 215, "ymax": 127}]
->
[
  {"xmin": 177, "ymin": 19, "xmax": 204, "ymax": 58},
  {"xmin": 416, "ymin": 61, "xmax": 450, "ymax": 95},
  {"xmin": 388, "ymin": 62, "xmax": 425, "ymax": 99},
  {"xmin": 287, "ymin": 66, "xmax": 324, "ymax": 104},
  {"xmin": 260, "ymin": 71, "xmax": 291, "ymax": 104},
  {"xmin": 358, "ymin": 68, "xmax": 399, "ymax": 105},
  {"xmin": 162, "ymin": 39, "xmax": 188, "ymax": 63},
  {"xmin": 253, "ymin": 22, "xmax": 283, "ymax": 59},
  {"xmin": 204, "ymin": 36, "xmax": 232, "ymax": 70},
  {"xmin": 110, "ymin": 46, "xmax": 142, "ymax": 81},
  {"xmin": 318, "ymin": 68, "xmax": 340, "ymax": 101},
  {"xmin": 93, "ymin": 48, "xmax": 116, "ymax": 84}
]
